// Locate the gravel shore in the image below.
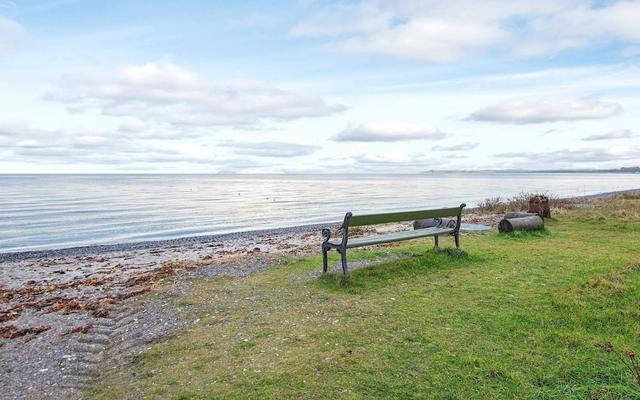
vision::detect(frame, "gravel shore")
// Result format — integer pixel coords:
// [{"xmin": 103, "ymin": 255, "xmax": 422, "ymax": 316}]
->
[{"xmin": 1, "ymin": 189, "xmax": 637, "ymax": 399}]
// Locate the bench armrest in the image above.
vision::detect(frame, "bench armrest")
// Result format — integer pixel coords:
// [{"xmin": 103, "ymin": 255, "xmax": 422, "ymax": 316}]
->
[
  {"xmin": 321, "ymin": 228, "xmax": 332, "ymax": 243},
  {"xmin": 322, "ymin": 212, "xmax": 352, "ymax": 249},
  {"xmin": 454, "ymin": 203, "xmax": 467, "ymax": 233},
  {"xmin": 340, "ymin": 212, "xmax": 353, "ymax": 247}
]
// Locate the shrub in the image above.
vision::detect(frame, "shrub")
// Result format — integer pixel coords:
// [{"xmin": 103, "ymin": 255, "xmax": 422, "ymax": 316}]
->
[{"xmin": 477, "ymin": 191, "xmax": 572, "ymax": 214}]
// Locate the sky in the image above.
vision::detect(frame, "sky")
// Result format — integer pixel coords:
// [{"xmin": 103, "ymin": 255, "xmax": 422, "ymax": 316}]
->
[{"xmin": 1, "ymin": 0, "xmax": 639, "ymax": 173}]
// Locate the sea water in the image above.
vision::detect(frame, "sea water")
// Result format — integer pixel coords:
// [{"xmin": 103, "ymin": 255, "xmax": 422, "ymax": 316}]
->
[{"xmin": 0, "ymin": 173, "xmax": 638, "ymax": 252}]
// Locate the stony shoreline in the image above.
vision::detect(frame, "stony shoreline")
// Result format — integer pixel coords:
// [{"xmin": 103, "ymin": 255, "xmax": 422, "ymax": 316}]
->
[
  {"xmin": 0, "ymin": 223, "xmax": 334, "ymax": 263},
  {"xmin": 2, "ymin": 187, "xmax": 638, "ymax": 263}
]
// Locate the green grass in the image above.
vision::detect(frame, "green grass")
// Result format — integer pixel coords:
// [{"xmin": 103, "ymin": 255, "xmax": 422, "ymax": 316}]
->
[{"xmin": 88, "ymin": 200, "xmax": 640, "ymax": 399}]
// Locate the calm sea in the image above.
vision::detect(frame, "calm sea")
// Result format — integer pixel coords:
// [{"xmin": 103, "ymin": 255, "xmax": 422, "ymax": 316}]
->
[{"xmin": 1, "ymin": 173, "xmax": 638, "ymax": 253}]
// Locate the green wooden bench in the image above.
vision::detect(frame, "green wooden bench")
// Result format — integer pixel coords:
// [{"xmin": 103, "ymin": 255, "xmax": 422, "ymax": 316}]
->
[{"xmin": 321, "ymin": 204, "xmax": 466, "ymax": 277}]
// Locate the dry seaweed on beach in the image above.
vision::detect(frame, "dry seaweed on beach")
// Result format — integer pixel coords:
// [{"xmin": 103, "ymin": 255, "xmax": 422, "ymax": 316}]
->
[
  {"xmin": 122, "ymin": 260, "xmax": 194, "ymax": 287},
  {"xmin": 0, "ymin": 224, "xmax": 325, "ymax": 343},
  {"xmin": 61, "ymin": 324, "xmax": 91, "ymax": 336},
  {"xmin": 0, "ymin": 275, "xmax": 113, "ymax": 303},
  {"xmin": 0, "ymin": 324, "xmax": 50, "ymax": 340},
  {"xmin": 0, "ymin": 309, "xmax": 20, "ymax": 323}
]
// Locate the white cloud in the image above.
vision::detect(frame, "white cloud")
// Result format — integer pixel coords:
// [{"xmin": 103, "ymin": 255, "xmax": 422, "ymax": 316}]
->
[
  {"xmin": 0, "ymin": 120, "xmax": 269, "ymax": 170},
  {"xmin": 432, "ymin": 142, "xmax": 479, "ymax": 151},
  {"xmin": 46, "ymin": 61, "xmax": 346, "ymax": 128},
  {"xmin": 292, "ymin": 0, "xmax": 515, "ymax": 61},
  {"xmin": 469, "ymin": 97, "xmax": 622, "ymax": 124},
  {"xmin": 496, "ymin": 146, "xmax": 640, "ymax": 164},
  {"xmin": 0, "ymin": 120, "xmax": 115, "ymax": 150},
  {"xmin": 0, "ymin": 15, "xmax": 26, "ymax": 54},
  {"xmin": 353, "ymin": 153, "xmax": 418, "ymax": 165},
  {"xmin": 336, "ymin": 17, "xmax": 505, "ymax": 62},
  {"xmin": 0, "ymin": 121, "xmax": 62, "ymax": 147},
  {"xmin": 515, "ymin": 1, "xmax": 640, "ymax": 57},
  {"xmin": 292, "ymin": 0, "xmax": 640, "ymax": 61},
  {"xmin": 582, "ymin": 129, "xmax": 636, "ymax": 141},
  {"xmin": 333, "ymin": 122, "xmax": 446, "ymax": 142},
  {"xmin": 348, "ymin": 152, "xmax": 448, "ymax": 172},
  {"xmin": 291, "ymin": 2, "xmax": 390, "ymax": 37},
  {"xmin": 218, "ymin": 140, "xmax": 320, "ymax": 157},
  {"xmin": 119, "ymin": 120, "xmax": 151, "ymax": 133},
  {"xmin": 0, "ymin": 1, "xmax": 16, "ymax": 10}
]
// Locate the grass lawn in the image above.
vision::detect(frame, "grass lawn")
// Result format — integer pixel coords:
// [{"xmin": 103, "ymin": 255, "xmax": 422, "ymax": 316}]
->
[{"xmin": 88, "ymin": 198, "xmax": 640, "ymax": 399}]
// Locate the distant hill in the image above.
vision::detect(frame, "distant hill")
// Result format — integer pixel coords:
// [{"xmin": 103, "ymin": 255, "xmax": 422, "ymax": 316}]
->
[
  {"xmin": 536, "ymin": 167, "xmax": 640, "ymax": 173},
  {"xmin": 421, "ymin": 167, "xmax": 640, "ymax": 174}
]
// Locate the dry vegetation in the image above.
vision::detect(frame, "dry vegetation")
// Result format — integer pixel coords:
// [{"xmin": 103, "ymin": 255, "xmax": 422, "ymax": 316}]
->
[{"xmin": 476, "ymin": 191, "xmax": 579, "ymax": 214}]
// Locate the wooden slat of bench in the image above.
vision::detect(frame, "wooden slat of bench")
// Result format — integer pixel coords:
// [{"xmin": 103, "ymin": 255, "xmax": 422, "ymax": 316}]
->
[
  {"xmin": 349, "ymin": 207, "xmax": 461, "ymax": 227},
  {"xmin": 328, "ymin": 227, "xmax": 454, "ymax": 248}
]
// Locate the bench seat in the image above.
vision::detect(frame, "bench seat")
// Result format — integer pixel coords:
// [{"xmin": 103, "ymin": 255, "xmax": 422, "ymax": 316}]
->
[{"xmin": 328, "ymin": 226, "xmax": 454, "ymax": 248}]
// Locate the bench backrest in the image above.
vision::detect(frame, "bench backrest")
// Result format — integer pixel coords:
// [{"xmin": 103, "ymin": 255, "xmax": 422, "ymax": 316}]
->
[{"xmin": 348, "ymin": 204, "xmax": 465, "ymax": 227}]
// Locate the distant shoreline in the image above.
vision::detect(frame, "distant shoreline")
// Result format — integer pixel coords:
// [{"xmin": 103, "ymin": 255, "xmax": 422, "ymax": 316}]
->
[
  {"xmin": 1, "ymin": 187, "xmax": 638, "ymax": 262},
  {"xmin": 421, "ymin": 170, "xmax": 640, "ymax": 174},
  {"xmin": 0, "ymin": 222, "xmax": 335, "ymax": 262}
]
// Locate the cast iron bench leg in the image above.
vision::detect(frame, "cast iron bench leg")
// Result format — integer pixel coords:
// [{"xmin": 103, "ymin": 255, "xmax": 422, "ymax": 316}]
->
[
  {"xmin": 434, "ymin": 235, "xmax": 439, "ymax": 248},
  {"xmin": 322, "ymin": 247, "xmax": 328, "ymax": 273},
  {"xmin": 339, "ymin": 247, "xmax": 349, "ymax": 277},
  {"xmin": 455, "ymin": 233, "xmax": 460, "ymax": 248}
]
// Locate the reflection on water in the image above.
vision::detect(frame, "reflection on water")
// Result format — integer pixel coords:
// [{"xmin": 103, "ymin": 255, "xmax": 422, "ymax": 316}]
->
[{"xmin": 0, "ymin": 173, "xmax": 638, "ymax": 252}]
